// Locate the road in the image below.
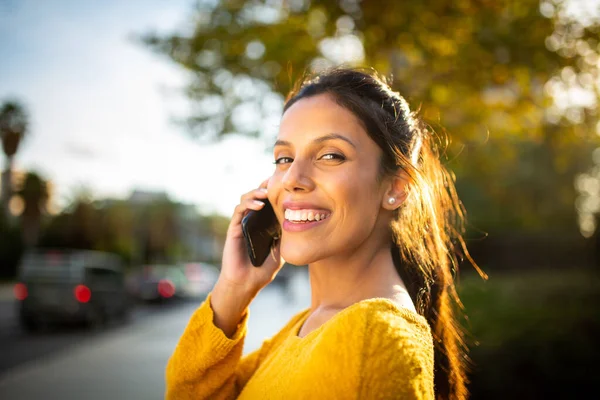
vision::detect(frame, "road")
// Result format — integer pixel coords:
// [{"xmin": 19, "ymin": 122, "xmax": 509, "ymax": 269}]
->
[
  {"xmin": 0, "ymin": 299, "xmax": 168, "ymax": 376},
  {"xmin": 0, "ymin": 269, "xmax": 310, "ymax": 400}
]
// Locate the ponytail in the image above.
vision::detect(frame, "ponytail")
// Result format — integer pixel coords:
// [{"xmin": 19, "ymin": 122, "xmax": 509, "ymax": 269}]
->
[{"xmin": 390, "ymin": 126, "xmax": 486, "ymax": 400}]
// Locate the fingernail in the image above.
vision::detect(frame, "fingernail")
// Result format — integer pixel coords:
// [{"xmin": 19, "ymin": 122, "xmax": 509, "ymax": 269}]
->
[
  {"xmin": 254, "ymin": 200, "xmax": 265, "ymax": 206},
  {"xmin": 259, "ymin": 188, "xmax": 268, "ymax": 193}
]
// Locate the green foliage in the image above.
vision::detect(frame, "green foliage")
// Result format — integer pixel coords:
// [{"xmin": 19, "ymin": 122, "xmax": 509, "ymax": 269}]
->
[
  {"xmin": 144, "ymin": 0, "xmax": 600, "ymax": 235},
  {"xmin": 199, "ymin": 213, "xmax": 230, "ymax": 238},
  {"xmin": 38, "ymin": 193, "xmax": 229, "ymax": 269},
  {"xmin": 458, "ymin": 269, "xmax": 600, "ymax": 398}
]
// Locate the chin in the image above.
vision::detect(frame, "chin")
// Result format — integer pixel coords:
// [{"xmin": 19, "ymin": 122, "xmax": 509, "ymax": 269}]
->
[{"xmin": 280, "ymin": 240, "xmax": 320, "ymax": 266}]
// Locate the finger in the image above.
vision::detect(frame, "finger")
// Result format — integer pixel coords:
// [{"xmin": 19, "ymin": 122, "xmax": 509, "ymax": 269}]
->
[
  {"xmin": 233, "ymin": 198, "xmax": 265, "ymax": 219},
  {"xmin": 230, "ymin": 198, "xmax": 266, "ymax": 225},
  {"xmin": 259, "ymin": 178, "xmax": 270, "ymax": 189},
  {"xmin": 239, "ymin": 187, "xmax": 268, "ymax": 203}
]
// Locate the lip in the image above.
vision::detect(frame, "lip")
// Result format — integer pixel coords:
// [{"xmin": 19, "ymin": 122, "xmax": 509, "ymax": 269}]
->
[
  {"xmin": 283, "ymin": 200, "xmax": 331, "ymax": 211},
  {"xmin": 281, "ymin": 201, "xmax": 331, "ymax": 233},
  {"xmin": 282, "ymin": 218, "xmax": 329, "ymax": 232}
]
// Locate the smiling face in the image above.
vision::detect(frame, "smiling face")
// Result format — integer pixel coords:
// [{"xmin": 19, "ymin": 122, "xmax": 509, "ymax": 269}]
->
[{"xmin": 267, "ymin": 93, "xmax": 393, "ymax": 266}]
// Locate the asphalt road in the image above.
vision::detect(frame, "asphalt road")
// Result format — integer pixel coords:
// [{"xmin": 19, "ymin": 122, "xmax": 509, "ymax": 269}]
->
[
  {"xmin": 0, "ymin": 271, "xmax": 310, "ymax": 400},
  {"xmin": 0, "ymin": 298, "xmax": 185, "ymax": 376}
]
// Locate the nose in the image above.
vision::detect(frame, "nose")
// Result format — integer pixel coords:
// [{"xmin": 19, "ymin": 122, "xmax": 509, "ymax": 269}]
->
[{"xmin": 282, "ymin": 159, "xmax": 315, "ymax": 193}]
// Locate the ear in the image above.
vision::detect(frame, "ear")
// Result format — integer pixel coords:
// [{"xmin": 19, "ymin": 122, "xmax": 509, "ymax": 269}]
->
[{"xmin": 382, "ymin": 170, "xmax": 410, "ymax": 210}]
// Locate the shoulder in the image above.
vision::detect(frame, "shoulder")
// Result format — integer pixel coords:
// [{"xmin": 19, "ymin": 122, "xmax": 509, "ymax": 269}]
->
[
  {"xmin": 364, "ymin": 299, "xmax": 431, "ymax": 341},
  {"xmin": 348, "ymin": 299, "xmax": 435, "ymax": 398},
  {"xmin": 299, "ymin": 299, "xmax": 434, "ymax": 398},
  {"xmin": 349, "ymin": 298, "xmax": 432, "ymax": 343},
  {"xmin": 329, "ymin": 298, "xmax": 433, "ymax": 357}
]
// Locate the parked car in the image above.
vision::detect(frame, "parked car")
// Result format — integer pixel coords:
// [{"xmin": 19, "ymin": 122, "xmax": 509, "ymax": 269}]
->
[
  {"xmin": 177, "ymin": 262, "xmax": 219, "ymax": 299},
  {"xmin": 15, "ymin": 249, "xmax": 130, "ymax": 331},
  {"xmin": 126, "ymin": 264, "xmax": 187, "ymax": 302}
]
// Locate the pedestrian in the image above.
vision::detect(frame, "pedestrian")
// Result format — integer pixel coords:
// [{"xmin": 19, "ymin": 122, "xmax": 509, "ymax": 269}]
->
[{"xmin": 165, "ymin": 68, "xmax": 481, "ymax": 399}]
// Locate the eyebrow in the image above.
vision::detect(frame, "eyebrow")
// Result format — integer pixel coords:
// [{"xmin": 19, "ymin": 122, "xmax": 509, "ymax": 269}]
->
[{"xmin": 274, "ymin": 133, "xmax": 357, "ymax": 149}]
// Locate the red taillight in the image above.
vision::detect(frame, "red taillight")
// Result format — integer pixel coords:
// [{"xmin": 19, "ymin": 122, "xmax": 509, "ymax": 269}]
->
[
  {"xmin": 14, "ymin": 283, "xmax": 28, "ymax": 301},
  {"xmin": 158, "ymin": 279, "xmax": 175, "ymax": 298},
  {"xmin": 74, "ymin": 285, "xmax": 91, "ymax": 303}
]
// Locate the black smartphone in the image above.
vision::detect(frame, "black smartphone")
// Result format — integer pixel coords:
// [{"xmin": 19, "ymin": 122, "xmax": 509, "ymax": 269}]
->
[{"xmin": 241, "ymin": 199, "xmax": 281, "ymax": 267}]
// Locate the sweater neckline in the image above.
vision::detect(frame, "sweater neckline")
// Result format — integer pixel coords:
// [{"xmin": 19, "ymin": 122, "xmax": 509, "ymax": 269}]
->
[{"xmin": 291, "ymin": 297, "xmax": 428, "ymax": 341}]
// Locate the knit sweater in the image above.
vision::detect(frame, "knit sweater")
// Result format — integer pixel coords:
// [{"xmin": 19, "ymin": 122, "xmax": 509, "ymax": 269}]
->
[{"xmin": 165, "ymin": 293, "xmax": 435, "ymax": 399}]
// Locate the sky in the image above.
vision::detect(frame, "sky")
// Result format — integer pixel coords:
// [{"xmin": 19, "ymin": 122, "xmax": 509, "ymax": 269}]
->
[
  {"xmin": 2, "ymin": 0, "xmax": 598, "ymax": 218},
  {"xmin": 0, "ymin": 0, "xmax": 275, "ymax": 216}
]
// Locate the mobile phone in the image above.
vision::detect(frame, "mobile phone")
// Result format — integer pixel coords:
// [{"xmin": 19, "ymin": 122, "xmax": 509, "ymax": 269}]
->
[{"xmin": 241, "ymin": 199, "xmax": 281, "ymax": 267}]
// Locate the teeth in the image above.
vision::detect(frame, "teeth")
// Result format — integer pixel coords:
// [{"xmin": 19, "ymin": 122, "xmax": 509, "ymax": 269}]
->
[{"xmin": 284, "ymin": 209, "xmax": 329, "ymax": 222}]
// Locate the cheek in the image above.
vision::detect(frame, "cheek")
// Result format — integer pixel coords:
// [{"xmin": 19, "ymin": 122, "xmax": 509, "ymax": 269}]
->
[
  {"xmin": 267, "ymin": 170, "xmax": 280, "ymax": 195},
  {"xmin": 330, "ymin": 172, "xmax": 383, "ymax": 248},
  {"xmin": 329, "ymin": 166, "xmax": 381, "ymax": 212},
  {"xmin": 267, "ymin": 173, "xmax": 284, "ymax": 219}
]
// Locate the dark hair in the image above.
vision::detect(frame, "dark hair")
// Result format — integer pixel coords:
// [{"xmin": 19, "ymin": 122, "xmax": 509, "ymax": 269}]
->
[{"xmin": 284, "ymin": 68, "xmax": 485, "ymax": 400}]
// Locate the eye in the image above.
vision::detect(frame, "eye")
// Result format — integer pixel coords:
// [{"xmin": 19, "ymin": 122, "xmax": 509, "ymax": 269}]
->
[
  {"xmin": 274, "ymin": 157, "xmax": 293, "ymax": 165},
  {"xmin": 319, "ymin": 153, "xmax": 346, "ymax": 162}
]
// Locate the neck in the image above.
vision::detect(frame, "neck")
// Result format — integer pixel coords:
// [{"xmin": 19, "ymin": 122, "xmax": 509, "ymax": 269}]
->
[{"xmin": 306, "ymin": 241, "xmax": 407, "ymax": 312}]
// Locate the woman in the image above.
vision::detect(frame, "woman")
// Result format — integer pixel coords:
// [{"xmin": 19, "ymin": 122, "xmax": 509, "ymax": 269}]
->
[{"xmin": 166, "ymin": 68, "xmax": 481, "ymax": 399}]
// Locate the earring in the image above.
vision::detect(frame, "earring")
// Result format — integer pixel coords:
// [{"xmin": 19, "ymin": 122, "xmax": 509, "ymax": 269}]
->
[{"xmin": 388, "ymin": 197, "xmax": 396, "ymax": 205}]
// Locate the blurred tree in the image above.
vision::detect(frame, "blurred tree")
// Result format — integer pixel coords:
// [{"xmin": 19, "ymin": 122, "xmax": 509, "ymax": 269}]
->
[
  {"xmin": 199, "ymin": 213, "xmax": 230, "ymax": 239},
  {"xmin": 143, "ymin": 199, "xmax": 180, "ymax": 263},
  {"xmin": 95, "ymin": 200, "xmax": 136, "ymax": 265},
  {"xmin": 0, "ymin": 100, "xmax": 28, "ymax": 219},
  {"xmin": 144, "ymin": 0, "xmax": 600, "ymax": 236},
  {"xmin": 197, "ymin": 213, "xmax": 230, "ymax": 264},
  {"xmin": 16, "ymin": 172, "xmax": 49, "ymax": 248},
  {"xmin": 39, "ymin": 212, "xmax": 69, "ymax": 248},
  {"xmin": 38, "ymin": 191, "xmax": 225, "ymax": 267},
  {"xmin": 39, "ymin": 189, "xmax": 101, "ymax": 251},
  {"xmin": 67, "ymin": 200, "xmax": 100, "ymax": 249}
]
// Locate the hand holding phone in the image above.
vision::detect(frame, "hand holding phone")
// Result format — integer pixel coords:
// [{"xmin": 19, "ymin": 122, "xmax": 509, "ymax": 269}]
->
[
  {"xmin": 212, "ymin": 188, "xmax": 280, "ymax": 337},
  {"xmin": 241, "ymin": 199, "xmax": 281, "ymax": 267}
]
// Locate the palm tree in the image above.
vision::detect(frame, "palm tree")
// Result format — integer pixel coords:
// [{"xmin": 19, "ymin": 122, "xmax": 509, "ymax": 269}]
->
[{"xmin": 0, "ymin": 101, "xmax": 28, "ymax": 218}]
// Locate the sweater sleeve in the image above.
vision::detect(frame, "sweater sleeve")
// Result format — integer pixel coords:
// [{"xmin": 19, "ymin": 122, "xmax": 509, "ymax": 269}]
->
[
  {"xmin": 165, "ymin": 292, "xmax": 306, "ymax": 400},
  {"xmin": 358, "ymin": 305, "xmax": 435, "ymax": 400},
  {"xmin": 165, "ymin": 293, "xmax": 264, "ymax": 400}
]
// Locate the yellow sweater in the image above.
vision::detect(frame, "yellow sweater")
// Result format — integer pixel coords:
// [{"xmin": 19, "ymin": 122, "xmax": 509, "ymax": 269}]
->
[{"xmin": 165, "ymin": 293, "xmax": 435, "ymax": 399}]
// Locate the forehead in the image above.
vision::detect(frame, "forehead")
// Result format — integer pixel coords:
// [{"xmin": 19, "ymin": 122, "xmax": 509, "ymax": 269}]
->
[{"xmin": 278, "ymin": 93, "xmax": 371, "ymax": 146}]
